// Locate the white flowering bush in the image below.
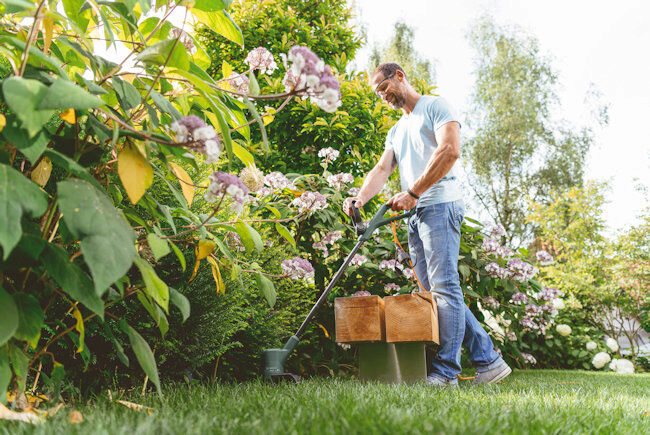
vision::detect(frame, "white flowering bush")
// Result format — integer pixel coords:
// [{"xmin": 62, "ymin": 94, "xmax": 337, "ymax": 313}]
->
[{"xmin": 592, "ymin": 352, "xmax": 611, "ymax": 369}]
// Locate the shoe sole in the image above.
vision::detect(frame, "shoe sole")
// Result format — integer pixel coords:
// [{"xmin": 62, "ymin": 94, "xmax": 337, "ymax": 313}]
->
[{"xmin": 484, "ymin": 365, "xmax": 512, "ymax": 384}]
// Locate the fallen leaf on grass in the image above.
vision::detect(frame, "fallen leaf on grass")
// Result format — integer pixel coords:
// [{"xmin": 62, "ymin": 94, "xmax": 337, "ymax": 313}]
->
[
  {"xmin": 67, "ymin": 410, "xmax": 83, "ymax": 424},
  {"xmin": 115, "ymin": 400, "xmax": 154, "ymax": 414},
  {"xmin": 0, "ymin": 403, "xmax": 43, "ymax": 424}
]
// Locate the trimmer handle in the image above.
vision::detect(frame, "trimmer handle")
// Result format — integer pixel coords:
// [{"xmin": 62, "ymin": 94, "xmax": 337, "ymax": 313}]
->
[{"xmin": 353, "ymin": 201, "xmax": 416, "ymax": 242}]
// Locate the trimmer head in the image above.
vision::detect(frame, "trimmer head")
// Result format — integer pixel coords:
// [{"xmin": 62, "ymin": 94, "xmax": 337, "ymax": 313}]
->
[{"xmin": 263, "ymin": 336, "xmax": 301, "ymax": 383}]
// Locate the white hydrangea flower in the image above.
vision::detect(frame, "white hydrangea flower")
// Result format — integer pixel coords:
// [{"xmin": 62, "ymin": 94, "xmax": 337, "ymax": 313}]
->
[
  {"xmin": 605, "ymin": 337, "xmax": 619, "ymax": 353},
  {"xmin": 556, "ymin": 324, "xmax": 572, "ymax": 336},
  {"xmin": 609, "ymin": 358, "xmax": 634, "ymax": 374},
  {"xmin": 586, "ymin": 341, "xmax": 597, "ymax": 351},
  {"xmin": 592, "ymin": 352, "xmax": 611, "ymax": 369},
  {"xmin": 551, "ymin": 298, "xmax": 565, "ymax": 310}
]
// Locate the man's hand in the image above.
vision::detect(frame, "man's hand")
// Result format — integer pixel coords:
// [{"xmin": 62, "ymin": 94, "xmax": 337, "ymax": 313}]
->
[
  {"xmin": 387, "ymin": 191, "xmax": 417, "ymax": 211},
  {"xmin": 343, "ymin": 196, "xmax": 364, "ymax": 217}
]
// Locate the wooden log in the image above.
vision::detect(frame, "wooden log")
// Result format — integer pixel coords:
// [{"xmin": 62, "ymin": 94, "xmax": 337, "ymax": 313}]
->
[
  {"xmin": 384, "ymin": 292, "xmax": 439, "ymax": 343},
  {"xmin": 334, "ymin": 295, "xmax": 385, "ymax": 343}
]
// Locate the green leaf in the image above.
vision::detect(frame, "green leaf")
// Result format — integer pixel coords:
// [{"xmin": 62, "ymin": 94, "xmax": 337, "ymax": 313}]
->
[
  {"xmin": 44, "ymin": 149, "xmax": 104, "ymax": 190},
  {"xmin": 58, "ymin": 179, "xmax": 136, "ymax": 295},
  {"xmin": 169, "ymin": 241, "xmax": 186, "ymax": 271},
  {"xmin": 191, "ymin": 9, "xmax": 243, "ymax": 46},
  {"xmin": 0, "ymin": 163, "xmax": 48, "ymax": 260},
  {"xmin": 193, "ymin": 0, "xmax": 230, "ymax": 11},
  {"xmin": 0, "ymin": 287, "xmax": 18, "ymax": 347},
  {"xmin": 232, "ymin": 143, "xmax": 255, "ymax": 167},
  {"xmin": 112, "ymin": 77, "xmax": 141, "ymax": 112},
  {"xmin": 459, "ymin": 264, "xmax": 470, "ymax": 280},
  {"xmin": 120, "ymin": 320, "xmax": 162, "ymax": 398},
  {"xmin": 38, "ymin": 78, "xmax": 103, "ymax": 110},
  {"xmin": 136, "ymin": 291, "xmax": 167, "ymax": 337},
  {"xmin": 243, "ymin": 96, "xmax": 269, "ymax": 153},
  {"xmin": 136, "ymin": 38, "xmax": 190, "ymax": 70},
  {"xmin": 134, "ymin": 257, "xmax": 169, "ymax": 313},
  {"xmin": 1, "ymin": 117, "xmax": 48, "ymax": 163},
  {"xmin": 102, "ymin": 321, "xmax": 129, "ymax": 366},
  {"xmin": 62, "ymin": 0, "xmax": 90, "ymax": 32},
  {"xmin": 2, "ymin": 0, "xmax": 36, "ymax": 13},
  {"xmin": 234, "ymin": 221, "xmax": 263, "ymax": 255},
  {"xmin": 41, "ymin": 243, "xmax": 105, "ymax": 318},
  {"xmin": 150, "ymin": 90, "xmax": 181, "ymax": 120},
  {"xmin": 146, "ymin": 233, "xmax": 170, "ymax": 261},
  {"xmin": 9, "ymin": 344, "xmax": 27, "ymax": 393},
  {"xmin": 1, "ymin": 77, "xmax": 55, "ymax": 137},
  {"xmin": 248, "ymin": 70, "xmax": 259, "ymax": 96},
  {"xmin": 169, "ymin": 287, "xmax": 190, "ymax": 322},
  {"xmin": 275, "ymin": 223, "xmax": 295, "ymax": 247},
  {"xmin": 13, "ymin": 293, "xmax": 43, "ymax": 348},
  {"xmin": 254, "ymin": 273, "xmax": 276, "ymax": 308},
  {"xmin": 0, "ymin": 36, "xmax": 67, "ymax": 77},
  {"xmin": 0, "ymin": 346, "xmax": 10, "ymax": 404}
]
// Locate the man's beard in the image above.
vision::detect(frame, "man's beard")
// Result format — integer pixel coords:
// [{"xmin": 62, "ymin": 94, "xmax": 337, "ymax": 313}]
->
[{"xmin": 387, "ymin": 93, "xmax": 405, "ymax": 110}]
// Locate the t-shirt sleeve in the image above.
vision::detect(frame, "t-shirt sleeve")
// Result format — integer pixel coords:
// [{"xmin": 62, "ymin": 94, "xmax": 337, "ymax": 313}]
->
[
  {"xmin": 384, "ymin": 125, "xmax": 395, "ymax": 151},
  {"xmin": 428, "ymin": 97, "xmax": 462, "ymax": 131}
]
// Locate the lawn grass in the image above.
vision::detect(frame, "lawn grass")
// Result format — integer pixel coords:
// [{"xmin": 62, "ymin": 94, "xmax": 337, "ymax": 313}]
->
[{"xmin": 2, "ymin": 370, "xmax": 649, "ymax": 434}]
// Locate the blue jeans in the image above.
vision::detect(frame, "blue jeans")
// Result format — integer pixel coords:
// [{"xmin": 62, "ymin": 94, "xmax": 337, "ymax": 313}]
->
[{"xmin": 407, "ymin": 200, "xmax": 503, "ymax": 381}]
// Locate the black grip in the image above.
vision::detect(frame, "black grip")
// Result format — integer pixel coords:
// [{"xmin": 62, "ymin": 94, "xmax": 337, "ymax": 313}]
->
[{"xmin": 350, "ymin": 200, "xmax": 366, "ymax": 236}]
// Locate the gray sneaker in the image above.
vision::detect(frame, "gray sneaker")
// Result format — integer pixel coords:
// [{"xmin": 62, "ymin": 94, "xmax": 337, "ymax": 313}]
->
[
  {"xmin": 473, "ymin": 362, "xmax": 512, "ymax": 384},
  {"xmin": 426, "ymin": 375, "xmax": 459, "ymax": 388}
]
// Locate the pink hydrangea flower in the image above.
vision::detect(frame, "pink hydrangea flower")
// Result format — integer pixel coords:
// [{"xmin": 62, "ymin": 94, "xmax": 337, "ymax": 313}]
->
[
  {"xmin": 318, "ymin": 147, "xmax": 339, "ymax": 162},
  {"xmin": 536, "ymin": 250, "xmax": 554, "ymax": 266},
  {"xmin": 350, "ymin": 254, "xmax": 367, "ymax": 267},
  {"xmin": 283, "ymin": 46, "xmax": 341, "ymax": 112},
  {"xmin": 281, "ymin": 257, "xmax": 314, "ymax": 281},
  {"xmin": 265, "ymin": 172, "xmax": 292, "ymax": 191},
  {"xmin": 244, "ymin": 47, "xmax": 277, "ymax": 74},
  {"xmin": 327, "ymin": 173, "xmax": 354, "ymax": 190},
  {"xmin": 291, "ymin": 191, "xmax": 328, "ymax": 213},
  {"xmin": 205, "ymin": 171, "xmax": 248, "ymax": 212},
  {"xmin": 171, "ymin": 116, "xmax": 221, "ymax": 163}
]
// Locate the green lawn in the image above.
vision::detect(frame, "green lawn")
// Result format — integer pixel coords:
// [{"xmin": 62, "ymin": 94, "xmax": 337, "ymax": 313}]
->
[{"xmin": 3, "ymin": 370, "xmax": 649, "ymax": 434}]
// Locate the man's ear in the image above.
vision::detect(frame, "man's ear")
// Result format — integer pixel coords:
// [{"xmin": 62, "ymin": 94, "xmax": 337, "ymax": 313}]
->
[{"xmin": 395, "ymin": 70, "xmax": 405, "ymax": 82}]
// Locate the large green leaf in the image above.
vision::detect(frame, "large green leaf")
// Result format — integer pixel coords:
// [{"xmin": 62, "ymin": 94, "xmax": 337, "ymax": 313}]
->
[
  {"xmin": 0, "ymin": 287, "xmax": 19, "ymax": 347},
  {"xmin": 193, "ymin": 0, "xmax": 230, "ymax": 11},
  {"xmin": 0, "ymin": 164, "xmax": 48, "ymax": 260},
  {"xmin": 44, "ymin": 149, "xmax": 104, "ymax": 191},
  {"xmin": 41, "ymin": 243, "xmax": 104, "ymax": 318},
  {"xmin": 9, "ymin": 344, "xmax": 27, "ymax": 393},
  {"xmin": 169, "ymin": 287, "xmax": 190, "ymax": 323},
  {"xmin": 254, "ymin": 273, "xmax": 276, "ymax": 308},
  {"xmin": 150, "ymin": 90, "xmax": 181, "ymax": 120},
  {"xmin": 1, "ymin": 116, "xmax": 49, "ymax": 163},
  {"xmin": 2, "ymin": 0, "xmax": 37, "ymax": 13},
  {"xmin": 1, "ymin": 77, "xmax": 55, "ymax": 138},
  {"xmin": 62, "ymin": 0, "xmax": 90, "ymax": 32},
  {"xmin": 0, "ymin": 346, "xmax": 10, "ymax": 404},
  {"xmin": 191, "ymin": 9, "xmax": 243, "ymax": 46},
  {"xmin": 146, "ymin": 233, "xmax": 170, "ymax": 261},
  {"xmin": 58, "ymin": 179, "xmax": 136, "ymax": 296},
  {"xmin": 0, "ymin": 36, "xmax": 67, "ymax": 77},
  {"xmin": 38, "ymin": 78, "xmax": 103, "ymax": 110},
  {"xmin": 120, "ymin": 320, "xmax": 162, "ymax": 398},
  {"xmin": 13, "ymin": 292, "xmax": 43, "ymax": 348},
  {"xmin": 234, "ymin": 220, "xmax": 263, "ymax": 255},
  {"xmin": 134, "ymin": 257, "xmax": 169, "ymax": 312},
  {"xmin": 275, "ymin": 223, "xmax": 295, "ymax": 247},
  {"xmin": 112, "ymin": 77, "xmax": 141, "ymax": 112},
  {"xmin": 136, "ymin": 39, "xmax": 190, "ymax": 70}
]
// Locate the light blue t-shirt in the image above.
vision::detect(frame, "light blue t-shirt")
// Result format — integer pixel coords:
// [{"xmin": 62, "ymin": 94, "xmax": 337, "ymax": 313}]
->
[{"xmin": 385, "ymin": 95, "xmax": 462, "ymax": 207}]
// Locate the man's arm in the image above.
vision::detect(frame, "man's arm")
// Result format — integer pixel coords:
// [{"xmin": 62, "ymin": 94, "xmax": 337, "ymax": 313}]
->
[
  {"xmin": 343, "ymin": 149, "xmax": 397, "ymax": 216},
  {"xmin": 409, "ymin": 121, "xmax": 461, "ymax": 196}
]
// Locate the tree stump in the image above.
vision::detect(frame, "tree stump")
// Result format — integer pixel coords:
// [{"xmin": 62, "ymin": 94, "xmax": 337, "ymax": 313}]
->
[
  {"xmin": 334, "ymin": 295, "xmax": 385, "ymax": 342},
  {"xmin": 384, "ymin": 292, "xmax": 439, "ymax": 344}
]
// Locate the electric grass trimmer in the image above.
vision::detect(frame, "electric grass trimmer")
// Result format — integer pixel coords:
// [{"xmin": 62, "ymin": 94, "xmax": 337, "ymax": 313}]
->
[{"xmin": 263, "ymin": 201, "xmax": 415, "ymax": 382}]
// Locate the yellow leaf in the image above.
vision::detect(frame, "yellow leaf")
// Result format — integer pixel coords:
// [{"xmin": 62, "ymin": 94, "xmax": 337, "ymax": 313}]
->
[
  {"xmin": 115, "ymin": 400, "xmax": 153, "ymax": 414},
  {"xmin": 169, "ymin": 162, "xmax": 194, "ymax": 207},
  {"xmin": 0, "ymin": 113, "xmax": 5, "ymax": 132},
  {"xmin": 72, "ymin": 305, "xmax": 84, "ymax": 353},
  {"xmin": 117, "ymin": 144, "xmax": 153, "ymax": 204},
  {"xmin": 206, "ymin": 256, "xmax": 225, "ymax": 294},
  {"xmin": 222, "ymin": 60, "xmax": 232, "ymax": 79},
  {"xmin": 289, "ymin": 189, "xmax": 305, "ymax": 197},
  {"xmin": 59, "ymin": 108, "xmax": 75, "ymax": 124},
  {"xmin": 316, "ymin": 322, "xmax": 329, "ymax": 338},
  {"xmin": 188, "ymin": 256, "xmax": 200, "ymax": 283},
  {"xmin": 262, "ymin": 106, "xmax": 276, "ymax": 126},
  {"xmin": 30, "ymin": 157, "xmax": 52, "ymax": 187},
  {"xmin": 197, "ymin": 239, "xmax": 215, "ymax": 260},
  {"xmin": 43, "ymin": 16, "xmax": 54, "ymax": 54}
]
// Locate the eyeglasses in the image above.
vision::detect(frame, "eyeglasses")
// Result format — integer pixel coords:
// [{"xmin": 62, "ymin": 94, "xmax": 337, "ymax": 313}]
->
[{"xmin": 373, "ymin": 71, "xmax": 396, "ymax": 97}]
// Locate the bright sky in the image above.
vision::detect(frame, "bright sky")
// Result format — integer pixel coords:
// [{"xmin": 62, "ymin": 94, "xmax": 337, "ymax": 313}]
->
[{"xmin": 350, "ymin": 0, "xmax": 650, "ymax": 236}]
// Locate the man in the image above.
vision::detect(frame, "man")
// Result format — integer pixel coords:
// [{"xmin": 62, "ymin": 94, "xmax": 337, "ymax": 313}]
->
[{"xmin": 343, "ymin": 63, "xmax": 511, "ymax": 386}]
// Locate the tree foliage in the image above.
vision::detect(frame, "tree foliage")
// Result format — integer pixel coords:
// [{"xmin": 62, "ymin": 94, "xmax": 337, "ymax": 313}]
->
[{"xmin": 464, "ymin": 16, "xmax": 605, "ymax": 247}]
